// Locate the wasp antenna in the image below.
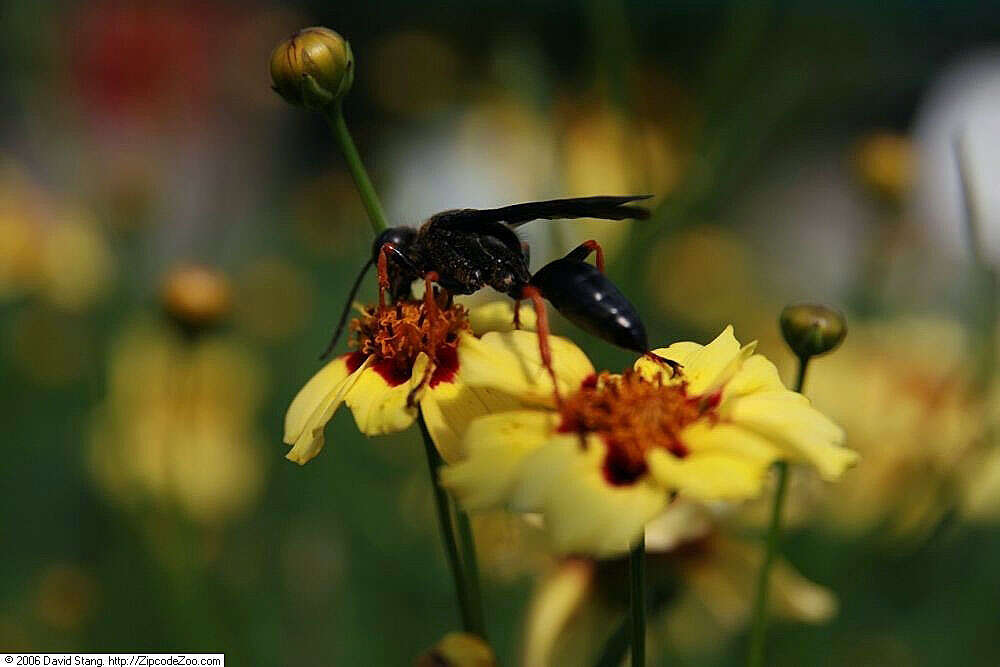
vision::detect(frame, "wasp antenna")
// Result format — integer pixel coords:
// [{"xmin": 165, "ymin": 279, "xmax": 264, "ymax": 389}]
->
[{"xmin": 319, "ymin": 257, "xmax": 374, "ymax": 361}]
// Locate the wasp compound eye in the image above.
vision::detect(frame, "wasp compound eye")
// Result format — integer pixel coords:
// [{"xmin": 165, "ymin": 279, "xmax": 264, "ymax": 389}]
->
[{"xmin": 372, "ymin": 226, "xmax": 417, "ymax": 259}]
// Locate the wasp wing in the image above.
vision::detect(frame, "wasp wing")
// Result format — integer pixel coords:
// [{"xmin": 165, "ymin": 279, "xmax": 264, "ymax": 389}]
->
[{"xmin": 430, "ymin": 195, "xmax": 652, "ymax": 230}]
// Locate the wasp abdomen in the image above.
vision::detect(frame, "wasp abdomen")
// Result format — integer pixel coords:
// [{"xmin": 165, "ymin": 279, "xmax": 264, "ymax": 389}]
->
[{"xmin": 529, "ymin": 259, "xmax": 648, "ymax": 353}]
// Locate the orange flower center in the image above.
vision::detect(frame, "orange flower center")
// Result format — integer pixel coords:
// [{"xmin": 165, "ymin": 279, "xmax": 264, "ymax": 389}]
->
[
  {"xmin": 557, "ymin": 368, "xmax": 720, "ymax": 485},
  {"xmin": 346, "ymin": 295, "xmax": 470, "ymax": 387}
]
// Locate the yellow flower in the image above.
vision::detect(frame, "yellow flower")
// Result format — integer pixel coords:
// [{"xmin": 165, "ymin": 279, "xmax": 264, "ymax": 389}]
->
[
  {"xmin": 801, "ymin": 317, "xmax": 982, "ymax": 538},
  {"xmin": 283, "ymin": 296, "xmax": 593, "ymax": 465},
  {"xmin": 522, "ymin": 502, "xmax": 837, "ymax": 666},
  {"xmin": 443, "ymin": 326, "xmax": 856, "ymax": 557},
  {"xmin": 88, "ymin": 320, "xmax": 266, "ymax": 525}
]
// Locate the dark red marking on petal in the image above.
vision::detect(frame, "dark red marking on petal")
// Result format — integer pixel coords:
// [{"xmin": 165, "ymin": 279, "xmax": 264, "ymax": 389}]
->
[
  {"xmin": 556, "ymin": 413, "xmax": 582, "ymax": 435},
  {"xmin": 345, "ymin": 351, "xmax": 368, "ymax": 373},
  {"xmin": 581, "ymin": 373, "xmax": 598, "ymax": 389},
  {"xmin": 697, "ymin": 390, "xmax": 723, "ymax": 413},
  {"xmin": 429, "ymin": 345, "xmax": 460, "ymax": 387},
  {"xmin": 370, "ymin": 357, "xmax": 411, "ymax": 387},
  {"xmin": 602, "ymin": 445, "xmax": 648, "ymax": 486},
  {"xmin": 668, "ymin": 439, "xmax": 689, "ymax": 458}
]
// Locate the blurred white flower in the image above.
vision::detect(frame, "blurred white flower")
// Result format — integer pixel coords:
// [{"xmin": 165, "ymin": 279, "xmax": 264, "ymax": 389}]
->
[{"xmin": 912, "ymin": 50, "xmax": 1000, "ymax": 265}]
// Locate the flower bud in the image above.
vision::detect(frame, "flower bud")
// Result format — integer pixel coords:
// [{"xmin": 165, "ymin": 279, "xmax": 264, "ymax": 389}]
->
[
  {"xmin": 161, "ymin": 264, "xmax": 231, "ymax": 331},
  {"xmin": 853, "ymin": 132, "xmax": 914, "ymax": 203},
  {"xmin": 780, "ymin": 304, "xmax": 847, "ymax": 359},
  {"xmin": 415, "ymin": 633, "xmax": 496, "ymax": 667},
  {"xmin": 270, "ymin": 27, "xmax": 354, "ymax": 110}
]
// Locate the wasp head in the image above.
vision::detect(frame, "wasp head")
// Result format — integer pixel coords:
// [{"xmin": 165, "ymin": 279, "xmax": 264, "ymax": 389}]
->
[
  {"xmin": 372, "ymin": 226, "xmax": 417, "ymax": 259},
  {"xmin": 372, "ymin": 226, "xmax": 420, "ymax": 300}
]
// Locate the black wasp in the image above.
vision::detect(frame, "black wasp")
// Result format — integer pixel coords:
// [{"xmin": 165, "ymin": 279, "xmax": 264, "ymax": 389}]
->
[{"xmin": 323, "ymin": 195, "xmax": 673, "ymax": 398}]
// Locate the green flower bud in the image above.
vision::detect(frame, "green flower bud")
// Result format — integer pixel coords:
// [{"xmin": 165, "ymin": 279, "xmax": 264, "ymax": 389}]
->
[
  {"xmin": 780, "ymin": 304, "xmax": 847, "ymax": 359},
  {"xmin": 270, "ymin": 27, "xmax": 354, "ymax": 110}
]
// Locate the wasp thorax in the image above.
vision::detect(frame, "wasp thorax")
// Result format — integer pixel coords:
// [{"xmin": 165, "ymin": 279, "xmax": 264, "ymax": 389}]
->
[
  {"xmin": 348, "ymin": 296, "xmax": 470, "ymax": 387},
  {"xmin": 557, "ymin": 369, "xmax": 719, "ymax": 486}
]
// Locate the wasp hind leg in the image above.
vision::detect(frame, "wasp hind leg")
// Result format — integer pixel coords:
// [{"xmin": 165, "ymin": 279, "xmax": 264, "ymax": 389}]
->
[
  {"xmin": 564, "ymin": 239, "xmax": 605, "ymax": 273},
  {"xmin": 520, "ymin": 285, "xmax": 562, "ymax": 406},
  {"xmin": 644, "ymin": 351, "xmax": 683, "ymax": 378}
]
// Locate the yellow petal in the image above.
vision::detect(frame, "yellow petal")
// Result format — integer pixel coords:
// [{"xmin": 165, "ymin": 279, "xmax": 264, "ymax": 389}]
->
[
  {"xmin": 681, "ymin": 421, "xmax": 782, "ymax": 462},
  {"xmin": 416, "ymin": 633, "xmax": 497, "ymax": 667},
  {"xmin": 676, "ymin": 535, "xmax": 836, "ymax": 629},
  {"xmin": 637, "ymin": 325, "xmax": 747, "ymax": 394},
  {"xmin": 467, "ymin": 299, "xmax": 537, "ymax": 335},
  {"xmin": 284, "ymin": 354, "xmax": 353, "ymax": 444},
  {"xmin": 770, "ymin": 558, "xmax": 838, "ymax": 623},
  {"xmin": 725, "ymin": 390, "xmax": 857, "ymax": 480},
  {"xmin": 344, "ymin": 353, "xmax": 428, "ymax": 435},
  {"xmin": 721, "ymin": 354, "xmax": 786, "ymax": 402},
  {"xmin": 420, "ymin": 374, "xmax": 523, "ymax": 464},
  {"xmin": 522, "ymin": 561, "xmax": 597, "ymax": 667},
  {"xmin": 512, "ymin": 435, "xmax": 667, "ymax": 557},
  {"xmin": 284, "ymin": 355, "xmax": 371, "ymax": 464},
  {"xmin": 647, "ymin": 448, "xmax": 769, "ymax": 501},
  {"xmin": 441, "ymin": 410, "xmax": 559, "ymax": 510},
  {"xmin": 458, "ymin": 330, "xmax": 595, "ymax": 406}
]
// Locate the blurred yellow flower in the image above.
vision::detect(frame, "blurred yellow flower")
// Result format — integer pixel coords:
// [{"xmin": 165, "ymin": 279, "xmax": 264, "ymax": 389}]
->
[
  {"xmin": 558, "ymin": 102, "xmax": 679, "ymax": 260},
  {"xmin": 522, "ymin": 501, "xmax": 836, "ymax": 666},
  {"xmin": 646, "ymin": 226, "xmax": 783, "ymax": 342},
  {"xmin": 88, "ymin": 321, "xmax": 266, "ymax": 524},
  {"xmin": 415, "ymin": 632, "xmax": 496, "ymax": 667},
  {"xmin": 284, "ymin": 296, "xmax": 589, "ymax": 465},
  {"xmin": 443, "ymin": 326, "xmax": 856, "ymax": 557},
  {"xmin": 38, "ymin": 216, "xmax": 115, "ymax": 311},
  {"xmin": 959, "ymin": 441, "xmax": 1000, "ymax": 522},
  {"xmin": 0, "ymin": 163, "xmax": 115, "ymax": 309},
  {"xmin": 805, "ymin": 317, "xmax": 980, "ymax": 539},
  {"xmin": 0, "ymin": 209, "xmax": 42, "ymax": 300}
]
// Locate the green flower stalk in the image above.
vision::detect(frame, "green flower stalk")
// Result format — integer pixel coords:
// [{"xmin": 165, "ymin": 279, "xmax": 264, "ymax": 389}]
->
[
  {"xmin": 270, "ymin": 27, "xmax": 388, "ymax": 235},
  {"xmin": 629, "ymin": 534, "xmax": 646, "ymax": 666},
  {"xmin": 270, "ymin": 27, "xmax": 484, "ymax": 637},
  {"xmin": 748, "ymin": 305, "xmax": 847, "ymax": 667}
]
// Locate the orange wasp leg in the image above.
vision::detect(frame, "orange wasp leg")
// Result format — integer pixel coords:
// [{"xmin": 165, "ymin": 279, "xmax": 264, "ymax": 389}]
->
[{"xmin": 521, "ymin": 285, "xmax": 561, "ymax": 406}]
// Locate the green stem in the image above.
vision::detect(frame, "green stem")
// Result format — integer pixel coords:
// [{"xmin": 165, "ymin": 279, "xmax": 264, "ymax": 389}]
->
[
  {"xmin": 324, "ymin": 103, "xmax": 389, "ymax": 234},
  {"xmin": 629, "ymin": 533, "xmax": 646, "ymax": 666},
  {"xmin": 594, "ymin": 616, "xmax": 630, "ymax": 667},
  {"xmin": 417, "ymin": 410, "xmax": 474, "ymax": 632},
  {"xmin": 747, "ymin": 355, "xmax": 810, "ymax": 667},
  {"xmin": 455, "ymin": 508, "xmax": 488, "ymax": 638},
  {"xmin": 324, "ymin": 92, "xmax": 486, "ymax": 636},
  {"xmin": 793, "ymin": 354, "xmax": 809, "ymax": 395}
]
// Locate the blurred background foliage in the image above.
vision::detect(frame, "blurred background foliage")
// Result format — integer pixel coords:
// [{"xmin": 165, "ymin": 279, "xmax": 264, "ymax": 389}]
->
[{"xmin": 2, "ymin": 1, "xmax": 1000, "ymax": 665}]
